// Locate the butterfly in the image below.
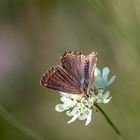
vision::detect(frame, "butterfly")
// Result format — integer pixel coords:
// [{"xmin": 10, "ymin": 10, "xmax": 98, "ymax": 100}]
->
[{"xmin": 40, "ymin": 51, "xmax": 97, "ymax": 96}]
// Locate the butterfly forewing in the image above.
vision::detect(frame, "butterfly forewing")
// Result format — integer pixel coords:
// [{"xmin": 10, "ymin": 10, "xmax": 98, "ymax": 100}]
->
[
  {"xmin": 40, "ymin": 66, "xmax": 81, "ymax": 94},
  {"xmin": 60, "ymin": 51, "xmax": 86, "ymax": 88},
  {"xmin": 60, "ymin": 51, "xmax": 97, "ymax": 95}
]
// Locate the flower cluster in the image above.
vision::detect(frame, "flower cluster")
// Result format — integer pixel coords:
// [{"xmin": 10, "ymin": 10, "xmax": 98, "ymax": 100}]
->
[{"xmin": 55, "ymin": 67, "xmax": 116, "ymax": 125}]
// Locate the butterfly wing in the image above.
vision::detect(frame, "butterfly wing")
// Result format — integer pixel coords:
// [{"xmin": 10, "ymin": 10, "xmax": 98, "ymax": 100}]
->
[
  {"xmin": 60, "ymin": 51, "xmax": 97, "ymax": 95},
  {"xmin": 60, "ymin": 51, "xmax": 86, "ymax": 88},
  {"xmin": 40, "ymin": 65, "xmax": 81, "ymax": 94},
  {"xmin": 85, "ymin": 52, "xmax": 97, "ymax": 93}
]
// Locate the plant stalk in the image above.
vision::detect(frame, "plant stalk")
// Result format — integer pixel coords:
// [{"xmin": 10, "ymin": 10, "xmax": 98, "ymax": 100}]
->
[{"xmin": 95, "ymin": 104, "xmax": 124, "ymax": 140}]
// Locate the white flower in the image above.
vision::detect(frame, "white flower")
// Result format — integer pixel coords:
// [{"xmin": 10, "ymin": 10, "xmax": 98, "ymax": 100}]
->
[
  {"xmin": 55, "ymin": 67, "xmax": 115, "ymax": 125},
  {"xmin": 56, "ymin": 92, "xmax": 94, "ymax": 125}
]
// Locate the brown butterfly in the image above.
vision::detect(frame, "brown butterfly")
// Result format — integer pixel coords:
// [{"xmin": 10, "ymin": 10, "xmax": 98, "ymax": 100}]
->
[{"xmin": 40, "ymin": 51, "xmax": 97, "ymax": 96}]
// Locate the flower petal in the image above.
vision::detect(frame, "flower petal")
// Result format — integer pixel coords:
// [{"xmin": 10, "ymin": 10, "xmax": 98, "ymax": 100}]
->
[
  {"xmin": 55, "ymin": 104, "xmax": 69, "ymax": 112},
  {"xmin": 102, "ymin": 91, "xmax": 110, "ymax": 99},
  {"xmin": 85, "ymin": 110, "xmax": 92, "ymax": 126},
  {"xmin": 102, "ymin": 67, "xmax": 109, "ymax": 87},
  {"xmin": 95, "ymin": 67, "xmax": 101, "ymax": 77},
  {"xmin": 60, "ymin": 96, "xmax": 75, "ymax": 107},
  {"xmin": 102, "ymin": 67, "xmax": 109, "ymax": 77},
  {"xmin": 60, "ymin": 96, "xmax": 70, "ymax": 102},
  {"xmin": 103, "ymin": 96, "xmax": 112, "ymax": 103},
  {"xmin": 67, "ymin": 111, "xmax": 80, "ymax": 124},
  {"xmin": 66, "ymin": 107, "xmax": 79, "ymax": 116},
  {"xmin": 107, "ymin": 75, "xmax": 116, "ymax": 86},
  {"xmin": 94, "ymin": 77, "xmax": 103, "ymax": 89}
]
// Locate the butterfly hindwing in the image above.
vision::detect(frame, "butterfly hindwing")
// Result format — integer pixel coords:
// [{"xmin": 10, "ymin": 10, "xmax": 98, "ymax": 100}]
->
[{"xmin": 40, "ymin": 66, "xmax": 81, "ymax": 94}]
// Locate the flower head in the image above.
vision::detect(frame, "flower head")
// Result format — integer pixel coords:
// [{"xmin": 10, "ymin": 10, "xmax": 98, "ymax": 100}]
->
[{"xmin": 55, "ymin": 67, "xmax": 116, "ymax": 125}]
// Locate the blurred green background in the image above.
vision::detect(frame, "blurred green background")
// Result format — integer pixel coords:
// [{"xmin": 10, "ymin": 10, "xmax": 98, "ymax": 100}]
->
[{"xmin": 0, "ymin": 0, "xmax": 140, "ymax": 140}]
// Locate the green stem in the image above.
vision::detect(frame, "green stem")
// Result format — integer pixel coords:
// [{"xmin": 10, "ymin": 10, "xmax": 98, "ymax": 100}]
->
[
  {"xmin": 0, "ymin": 105, "xmax": 45, "ymax": 140},
  {"xmin": 95, "ymin": 104, "xmax": 124, "ymax": 140}
]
